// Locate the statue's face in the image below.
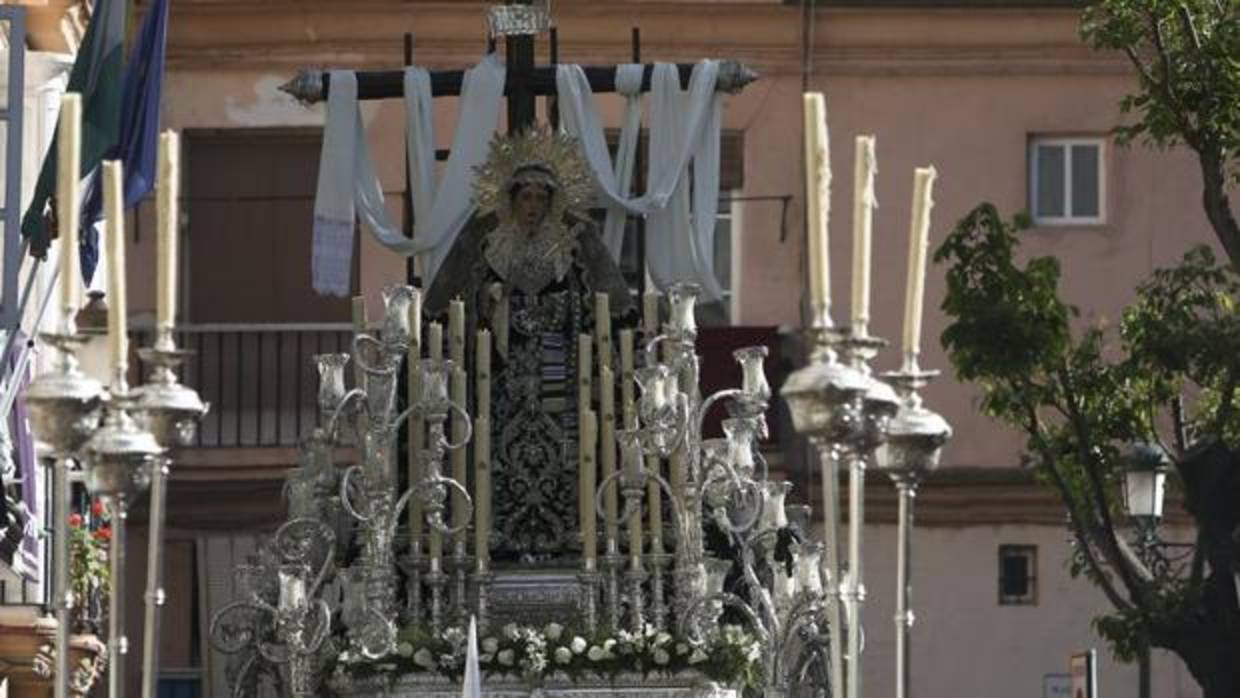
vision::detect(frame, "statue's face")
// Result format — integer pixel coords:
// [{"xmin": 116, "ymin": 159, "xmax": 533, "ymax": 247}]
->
[{"xmin": 513, "ymin": 184, "xmax": 550, "ymax": 232}]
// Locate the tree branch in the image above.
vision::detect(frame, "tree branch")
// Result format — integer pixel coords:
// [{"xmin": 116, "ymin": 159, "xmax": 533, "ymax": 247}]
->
[
  {"xmin": 1197, "ymin": 147, "xmax": 1240, "ymax": 271},
  {"xmin": 1057, "ymin": 365, "xmax": 1152, "ymax": 606},
  {"xmin": 1024, "ymin": 401, "xmax": 1133, "ymax": 611},
  {"xmin": 1173, "ymin": 394, "xmax": 1189, "ymax": 454}
]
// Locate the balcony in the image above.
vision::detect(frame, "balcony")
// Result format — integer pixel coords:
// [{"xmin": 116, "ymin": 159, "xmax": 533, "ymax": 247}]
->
[{"xmin": 131, "ymin": 323, "xmax": 353, "ymax": 449}]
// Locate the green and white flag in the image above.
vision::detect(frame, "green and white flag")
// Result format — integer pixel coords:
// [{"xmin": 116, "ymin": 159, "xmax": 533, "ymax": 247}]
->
[{"xmin": 20, "ymin": 0, "xmax": 126, "ymax": 259}]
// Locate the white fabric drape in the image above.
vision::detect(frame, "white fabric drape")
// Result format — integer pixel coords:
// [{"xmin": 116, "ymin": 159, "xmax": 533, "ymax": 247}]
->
[
  {"xmin": 555, "ymin": 63, "xmax": 644, "ymax": 259},
  {"xmin": 555, "ymin": 60, "xmax": 724, "ymax": 300},
  {"xmin": 311, "ymin": 56, "xmax": 506, "ymax": 295},
  {"xmin": 316, "ymin": 56, "xmax": 723, "ymax": 297}
]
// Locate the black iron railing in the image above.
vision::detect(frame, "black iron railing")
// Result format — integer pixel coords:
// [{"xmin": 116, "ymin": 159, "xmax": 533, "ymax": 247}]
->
[{"xmin": 131, "ymin": 323, "xmax": 353, "ymax": 448}]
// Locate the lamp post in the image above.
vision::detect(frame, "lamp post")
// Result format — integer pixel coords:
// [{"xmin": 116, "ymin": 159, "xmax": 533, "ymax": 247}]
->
[{"xmin": 1119, "ymin": 441, "xmax": 1171, "ymax": 698}]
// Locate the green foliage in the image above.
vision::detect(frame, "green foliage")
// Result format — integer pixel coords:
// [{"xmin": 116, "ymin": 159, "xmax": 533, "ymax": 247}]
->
[
  {"xmin": 936, "ymin": 202, "xmax": 1240, "ymax": 666},
  {"xmin": 1081, "ymin": 0, "xmax": 1240, "ymax": 178}
]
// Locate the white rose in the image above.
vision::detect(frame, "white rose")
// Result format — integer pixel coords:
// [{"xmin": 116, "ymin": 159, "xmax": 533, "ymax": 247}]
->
[
  {"xmin": 587, "ymin": 645, "xmax": 606, "ymax": 661},
  {"xmin": 503, "ymin": 623, "xmax": 520, "ymax": 639},
  {"xmin": 544, "ymin": 622, "xmax": 564, "ymax": 641},
  {"xmin": 571, "ymin": 636, "xmax": 588, "ymax": 654},
  {"xmin": 554, "ymin": 646, "xmax": 573, "ymax": 664},
  {"xmin": 498, "ymin": 649, "xmax": 515, "ymax": 666},
  {"xmin": 688, "ymin": 648, "xmax": 708, "ymax": 665},
  {"xmin": 482, "ymin": 637, "xmax": 499, "ymax": 654},
  {"xmin": 396, "ymin": 642, "xmax": 413, "ymax": 658},
  {"xmin": 653, "ymin": 648, "xmax": 670, "ymax": 665},
  {"xmin": 413, "ymin": 648, "xmax": 435, "ymax": 669}
]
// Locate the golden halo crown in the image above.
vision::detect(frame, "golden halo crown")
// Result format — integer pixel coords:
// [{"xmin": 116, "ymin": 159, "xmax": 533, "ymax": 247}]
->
[{"xmin": 473, "ymin": 128, "xmax": 595, "ymax": 225}]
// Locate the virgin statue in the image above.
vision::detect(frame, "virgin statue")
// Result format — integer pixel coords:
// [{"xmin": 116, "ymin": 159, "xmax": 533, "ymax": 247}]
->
[{"xmin": 426, "ymin": 128, "xmax": 634, "ymax": 563}]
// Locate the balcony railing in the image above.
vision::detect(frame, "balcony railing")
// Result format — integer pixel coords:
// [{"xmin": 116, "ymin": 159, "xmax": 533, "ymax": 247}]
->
[{"xmin": 131, "ymin": 323, "xmax": 353, "ymax": 448}]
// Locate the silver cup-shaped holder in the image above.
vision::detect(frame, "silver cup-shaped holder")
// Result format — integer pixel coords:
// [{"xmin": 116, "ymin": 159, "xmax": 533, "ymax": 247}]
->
[
  {"xmin": 781, "ymin": 357, "xmax": 869, "ymax": 442},
  {"xmin": 381, "ymin": 285, "xmax": 419, "ymax": 348},
  {"xmin": 758, "ymin": 481, "xmax": 792, "ymax": 534},
  {"xmin": 734, "ymin": 345, "xmax": 772, "ymax": 405},
  {"xmin": 666, "ymin": 282, "xmax": 701, "ymax": 340},
  {"xmin": 135, "ymin": 347, "xmax": 209, "ymax": 449},
  {"xmin": 873, "ymin": 401, "xmax": 951, "ymax": 482},
  {"xmin": 81, "ymin": 402, "xmax": 162, "ymax": 504},
  {"xmin": 417, "ymin": 358, "xmax": 453, "ymax": 414},
  {"xmin": 24, "ymin": 334, "xmax": 104, "ymax": 456},
  {"xmin": 722, "ymin": 417, "xmax": 760, "ymax": 478},
  {"xmin": 315, "ymin": 353, "xmax": 351, "ymax": 419},
  {"xmin": 701, "ymin": 438, "xmax": 732, "ymax": 510},
  {"xmin": 793, "ymin": 541, "xmax": 825, "ymax": 595}
]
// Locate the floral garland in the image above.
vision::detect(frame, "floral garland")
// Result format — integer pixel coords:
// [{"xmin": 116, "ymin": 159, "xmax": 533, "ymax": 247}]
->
[{"xmin": 335, "ymin": 621, "xmax": 763, "ymax": 689}]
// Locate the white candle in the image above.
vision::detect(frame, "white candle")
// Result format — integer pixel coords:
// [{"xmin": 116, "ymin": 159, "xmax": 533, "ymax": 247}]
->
[
  {"xmin": 157, "ymin": 130, "xmax": 179, "ymax": 332},
  {"xmin": 902, "ymin": 166, "xmax": 937, "ymax": 368},
  {"xmin": 474, "ymin": 414, "xmax": 491, "ymax": 571},
  {"xmin": 578, "ymin": 333, "xmax": 592, "ymax": 414},
  {"xmin": 803, "ymin": 93, "xmax": 831, "ymax": 325},
  {"xmin": 599, "ymin": 365, "xmax": 619, "ymax": 545},
  {"xmin": 595, "ymin": 292, "xmax": 612, "ymax": 369},
  {"xmin": 427, "ymin": 321, "xmax": 443, "ymax": 564},
  {"xmin": 619, "ymin": 330, "xmax": 636, "ymax": 430},
  {"xmin": 449, "ymin": 299, "xmax": 466, "ymax": 367},
  {"xmin": 642, "ymin": 292, "xmax": 659, "ymax": 337},
  {"xmin": 451, "ymin": 367, "xmax": 468, "ymax": 532},
  {"xmin": 407, "ymin": 290, "xmax": 424, "ymax": 541},
  {"xmin": 103, "ymin": 161, "xmax": 127, "ymax": 378},
  {"xmin": 474, "ymin": 330, "xmax": 492, "ymax": 570},
  {"xmin": 851, "ymin": 135, "xmax": 877, "ymax": 336},
  {"xmin": 56, "ymin": 94, "xmax": 82, "ymax": 323},
  {"xmin": 579, "ymin": 410, "xmax": 598, "ymax": 567}
]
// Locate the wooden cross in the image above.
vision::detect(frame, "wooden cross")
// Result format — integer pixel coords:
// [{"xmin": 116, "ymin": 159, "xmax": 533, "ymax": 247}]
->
[{"xmin": 278, "ymin": 2, "xmax": 756, "ymax": 284}]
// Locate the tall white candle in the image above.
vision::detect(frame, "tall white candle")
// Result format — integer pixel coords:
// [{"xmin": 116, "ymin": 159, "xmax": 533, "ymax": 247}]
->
[
  {"xmin": 902, "ymin": 166, "xmax": 938, "ymax": 368},
  {"xmin": 579, "ymin": 410, "xmax": 598, "ymax": 567},
  {"xmin": 851, "ymin": 136, "xmax": 877, "ymax": 336},
  {"xmin": 56, "ymin": 94, "xmax": 82, "ymax": 323},
  {"xmin": 474, "ymin": 329, "xmax": 492, "ymax": 570},
  {"xmin": 803, "ymin": 93, "xmax": 831, "ymax": 325},
  {"xmin": 157, "ymin": 130, "xmax": 179, "ymax": 332},
  {"xmin": 599, "ymin": 365, "xmax": 619, "ymax": 545},
  {"xmin": 103, "ymin": 161, "xmax": 127, "ymax": 379}
]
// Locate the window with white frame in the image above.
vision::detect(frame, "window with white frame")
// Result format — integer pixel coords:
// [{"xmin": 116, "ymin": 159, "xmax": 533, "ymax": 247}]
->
[{"xmin": 1029, "ymin": 137, "xmax": 1105, "ymax": 225}]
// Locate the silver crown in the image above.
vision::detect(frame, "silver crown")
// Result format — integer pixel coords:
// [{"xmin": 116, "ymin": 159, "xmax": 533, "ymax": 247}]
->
[{"xmin": 487, "ymin": 2, "xmax": 551, "ymax": 37}]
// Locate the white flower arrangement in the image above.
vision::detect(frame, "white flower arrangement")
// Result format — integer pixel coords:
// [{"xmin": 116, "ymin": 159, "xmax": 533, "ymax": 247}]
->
[{"xmin": 339, "ymin": 621, "xmax": 763, "ymax": 689}]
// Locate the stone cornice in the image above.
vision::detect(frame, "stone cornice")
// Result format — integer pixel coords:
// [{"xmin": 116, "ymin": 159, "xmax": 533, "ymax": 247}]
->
[{"xmin": 161, "ymin": 1, "xmax": 1129, "ymax": 77}]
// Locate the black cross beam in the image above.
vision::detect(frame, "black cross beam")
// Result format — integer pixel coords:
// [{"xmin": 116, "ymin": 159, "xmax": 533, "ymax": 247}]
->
[{"xmin": 279, "ymin": 61, "xmax": 757, "ymax": 130}]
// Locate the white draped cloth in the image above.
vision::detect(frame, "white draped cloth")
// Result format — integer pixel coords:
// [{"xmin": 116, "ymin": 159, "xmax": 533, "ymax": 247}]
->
[
  {"xmin": 312, "ymin": 56, "xmax": 506, "ymax": 296},
  {"xmin": 313, "ymin": 56, "xmax": 722, "ymax": 299},
  {"xmin": 556, "ymin": 60, "xmax": 725, "ymax": 301}
]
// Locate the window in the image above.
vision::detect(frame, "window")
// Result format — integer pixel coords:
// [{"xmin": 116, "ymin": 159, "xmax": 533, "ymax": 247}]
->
[
  {"xmin": 1029, "ymin": 137, "xmax": 1105, "ymax": 225},
  {"xmin": 998, "ymin": 544, "xmax": 1038, "ymax": 605}
]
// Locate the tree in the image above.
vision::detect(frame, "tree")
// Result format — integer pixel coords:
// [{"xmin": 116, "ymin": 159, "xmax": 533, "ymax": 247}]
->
[
  {"xmin": 931, "ymin": 5, "xmax": 1240, "ymax": 694},
  {"xmin": 936, "ymin": 207, "xmax": 1240, "ymax": 697},
  {"xmin": 1081, "ymin": 0, "xmax": 1240, "ymax": 268}
]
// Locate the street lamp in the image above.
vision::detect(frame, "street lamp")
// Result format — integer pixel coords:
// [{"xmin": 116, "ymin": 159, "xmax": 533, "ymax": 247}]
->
[{"xmin": 1121, "ymin": 442, "xmax": 1170, "ymax": 523}]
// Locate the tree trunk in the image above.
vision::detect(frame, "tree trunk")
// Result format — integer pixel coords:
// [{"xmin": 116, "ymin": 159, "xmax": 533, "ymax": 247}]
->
[{"xmin": 1197, "ymin": 148, "xmax": 1240, "ymax": 271}]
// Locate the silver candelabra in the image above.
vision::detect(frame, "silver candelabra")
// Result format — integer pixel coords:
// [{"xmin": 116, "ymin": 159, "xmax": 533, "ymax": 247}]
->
[
  {"xmin": 25, "ymin": 309, "xmax": 207, "ymax": 698},
  {"xmin": 209, "ymin": 285, "xmax": 474, "ymax": 696},
  {"xmin": 782, "ymin": 303, "xmax": 952, "ymax": 698}
]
